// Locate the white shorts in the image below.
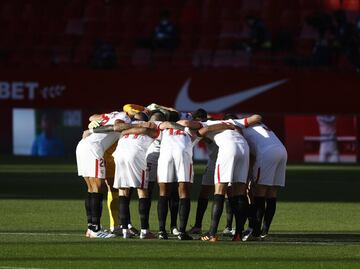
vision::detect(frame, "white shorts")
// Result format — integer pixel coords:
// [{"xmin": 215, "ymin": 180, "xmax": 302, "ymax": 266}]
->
[
  {"xmin": 252, "ymin": 145, "xmax": 287, "ymax": 187},
  {"xmin": 157, "ymin": 149, "xmax": 193, "ymax": 183},
  {"xmin": 202, "ymin": 159, "xmax": 216, "ymax": 186},
  {"xmin": 113, "ymin": 147, "xmax": 148, "ymax": 189},
  {"xmin": 214, "ymin": 141, "xmax": 249, "ymax": 184},
  {"xmin": 76, "ymin": 139, "xmax": 106, "ymax": 179}
]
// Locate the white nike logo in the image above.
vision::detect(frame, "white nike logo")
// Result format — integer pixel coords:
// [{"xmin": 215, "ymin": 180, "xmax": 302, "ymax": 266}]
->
[{"xmin": 175, "ymin": 78, "xmax": 288, "ymax": 112}]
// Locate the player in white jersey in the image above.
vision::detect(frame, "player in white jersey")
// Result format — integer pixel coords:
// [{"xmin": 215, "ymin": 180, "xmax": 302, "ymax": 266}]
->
[
  {"xmin": 228, "ymin": 114, "xmax": 287, "ymax": 240},
  {"xmin": 157, "ymin": 117, "xmax": 203, "ymax": 240},
  {"xmin": 112, "ymin": 115, "xmax": 161, "ymax": 239},
  {"xmin": 76, "ymin": 111, "xmax": 131, "ymax": 238},
  {"xmin": 198, "ymin": 115, "xmax": 262, "ymax": 242}
]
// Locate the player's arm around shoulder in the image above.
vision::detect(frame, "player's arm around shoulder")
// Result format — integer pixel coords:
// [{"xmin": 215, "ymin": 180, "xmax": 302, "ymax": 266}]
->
[
  {"xmin": 121, "ymin": 127, "xmax": 159, "ymax": 139},
  {"xmin": 246, "ymin": 114, "xmax": 262, "ymax": 127},
  {"xmin": 113, "ymin": 120, "xmax": 133, "ymax": 132},
  {"xmin": 176, "ymin": 120, "xmax": 203, "ymax": 130},
  {"xmin": 159, "ymin": 121, "xmax": 185, "ymax": 130},
  {"xmin": 198, "ymin": 122, "xmax": 236, "ymax": 137},
  {"xmin": 89, "ymin": 114, "xmax": 103, "ymax": 122}
]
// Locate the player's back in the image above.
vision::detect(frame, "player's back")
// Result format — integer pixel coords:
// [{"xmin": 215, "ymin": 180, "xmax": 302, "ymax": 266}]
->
[
  {"xmin": 117, "ymin": 120, "xmax": 160, "ymax": 152},
  {"xmin": 118, "ymin": 133, "xmax": 155, "ymax": 152},
  {"xmin": 203, "ymin": 120, "xmax": 246, "ymax": 147},
  {"xmin": 86, "ymin": 111, "xmax": 131, "ymax": 151},
  {"xmin": 230, "ymin": 119, "xmax": 284, "ymax": 155},
  {"xmin": 161, "ymin": 128, "xmax": 193, "ymax": 154}
]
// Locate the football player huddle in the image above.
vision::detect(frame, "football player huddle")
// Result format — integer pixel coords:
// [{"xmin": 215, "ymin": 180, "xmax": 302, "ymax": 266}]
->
[{"xmin": 76, "ymin": 103, "xmax": 287, "ymax": 242}]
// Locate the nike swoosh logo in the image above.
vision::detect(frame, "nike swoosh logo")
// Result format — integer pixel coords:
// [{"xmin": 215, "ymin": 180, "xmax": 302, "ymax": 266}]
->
[{"xmin": 175, "ymin": 78, "xmax": 288, "ymax": 112}]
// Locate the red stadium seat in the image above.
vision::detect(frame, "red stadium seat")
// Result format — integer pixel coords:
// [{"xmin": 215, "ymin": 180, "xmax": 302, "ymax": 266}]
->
[
  {"xmin": 342, "ymin": 0, "xmax": 360, "ymax": 11},
  {"xmin": 171, "ymin": 48, "xmax": 193, "ymax": 69},
  {"xmin": 131, "ymin": 48, "xmax": 152, "ymax": 68},
  {"xmin": 192, "ymin": 49, "xmax": 213, "ymax": 68},
  {"xmin": 211, "ymin": 49, "xmax": 233, "ymax": 67},
  {"xmin": 83, "ymin": 2, "xmax": 105, "ymax": 21}
]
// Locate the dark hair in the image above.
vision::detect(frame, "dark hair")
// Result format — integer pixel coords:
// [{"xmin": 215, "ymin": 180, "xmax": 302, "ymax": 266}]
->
[
  {"xmin": 191, "ymin": 108, "xmax": 208, "ymax": 121},
  {"xmin": 150, "ymin": 110, "xmax": 166, "ymax": 121},
  {"xmin": 134, "ymin": 112, "xmax": 149, "ymax": 122},
  {"xmin": 168, "ymin": 111, "xmax": 180, "ymax": 122}
]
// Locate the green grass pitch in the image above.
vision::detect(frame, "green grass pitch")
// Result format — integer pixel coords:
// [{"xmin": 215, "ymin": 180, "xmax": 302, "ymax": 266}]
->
[{"xmin": 0, "ymin": 158, "xmax": 360, "ymax": 269}]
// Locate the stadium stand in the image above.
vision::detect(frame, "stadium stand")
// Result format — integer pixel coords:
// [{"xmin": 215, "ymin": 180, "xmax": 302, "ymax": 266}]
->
[{"xmin": 0, "ymin": 0, "xmax": 359, "ymax": 71}]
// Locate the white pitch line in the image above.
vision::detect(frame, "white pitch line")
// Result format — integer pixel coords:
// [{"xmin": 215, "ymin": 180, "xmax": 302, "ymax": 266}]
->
[{"xmin": 0, "ymin": 232, "xmax": 82, "ymax": 237}]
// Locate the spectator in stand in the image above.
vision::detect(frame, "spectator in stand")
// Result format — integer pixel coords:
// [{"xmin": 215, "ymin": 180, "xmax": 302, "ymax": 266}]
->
[
  {"xmin": 31, "ymin": 112, "xmax": 65, "ymax": 157},
  {"xmin": 151, "ymin": 10, "xmax": 179, "ymax": 50},
  {"xmin": 312, "ymin": 35, "xmax": 333, "ymax": 66},
  {"xmin": 306, "ymin": 10, "xmax": 333, "ymax": 40},
  {"xmin": 232, "ymin": 15, "xmax": 271, "ymax": 53},
  {"xmin": 332, "ymin": 10, "xmax": 360, "ymax": 72},
  {"xmin": 245, "ymin": 15, "xmax": 272, "ymax": 50},
  {"xmin": 90, "ymin": 38, "xmax": 117, "ymax": 69}
]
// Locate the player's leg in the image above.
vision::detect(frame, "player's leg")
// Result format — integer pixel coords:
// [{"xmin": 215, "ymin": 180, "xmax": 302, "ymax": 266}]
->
[
  {"xmin": 201, "ymin": 181, "xmax": 227, "ymax": 242},
  {"xmin": 252, "ymin": 184, "xmax": 267, "ymax": 237},
  {"xmin": 88, "ymin": 177, "xmax": 104, "ymax": 233},
  {"xmin": 84, "ymin": 177, "xmax": 93, "ymax": 237},
  {"xmin": 223, "ymin": 187, "xmax": 234, "ymax": 236},
  {"xmin": 169, "ymin": 183, "xmax": 180, "ymax": 235},
  {"xmin": 157, "ymin": 151, "xmax": 175, "ymax": 239},
  {"xmin": 229, "ymin": 143, "xmax": 250, "ymax": 241},
  {"xmin": 105, "ymin": 177, "xmax": 119, "ymax": 232},
  {"xmin": 104, "ymin": 143, "xmax": 118, "ymax": 232},
  {"xmin": 87, "ymin": 177, "xmax": 115, "ymax": 238},
  {"xmin": 190, "ymin": 161, "xmax": 215, "ymax": 234},
  {"xmin": 127, "ymin": 187, "xmax": 140, "ymax": 236},
  {"xmin": 242, "ymin": 181, "xmax": 256, "ymax": 241},
  {"xmin": 118, "ymin": 187, "xmax": 132, "ymax": 238},
  {"xmin": 147, "ymin": 161, "xmax": 157, "ymax": 209},
  {"xmin": 189, "ymin": 184, "xmax": 213, "ymax": 234},
  {"xmin": 261, "ymin": 148, "xmax": 287, "ymax": 238},
  {"xmin": 137, "ymin": 187, "xmax": 155, "ymax": 239},
  {"xmin": 262, "ymin": 187, "xmax": 277, "ymax": 238},
  {"xmin": 229, "ymin": 182, "xmax": 249, "ymax": 241},
  {"xmin": 177, "ymin": 182, "xmax": 192, "ymax": 240},
  {"xmin": 157, "ymin": 183, "xmax": 169, "ymax": 239},
  {"xmin": 251, "ymin": 148, "xmax": 276, "ymax": 238},
  {"xmin": 176, "ymin": 153, "xmax": 193, "ymax": 240},
  {"xmin": 202, "ymin": 147, "xmax": 237, "ymax": 241}
]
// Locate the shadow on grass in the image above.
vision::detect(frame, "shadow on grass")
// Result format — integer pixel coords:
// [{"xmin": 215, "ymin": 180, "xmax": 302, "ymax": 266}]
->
[
  {"xmin": 1, "ymin": 162, "xmax": 360, "ymax": 202},
  {"xmin": 263, "ymin": 233, "xmax": 360, "ymax": 243},
  {"xmin": 1, "ymin": 232, "xmax": 360, "ymax": 244},
  {"xmin": 0, "ymin": 256, "xmax": 359, "ymax": 263}
]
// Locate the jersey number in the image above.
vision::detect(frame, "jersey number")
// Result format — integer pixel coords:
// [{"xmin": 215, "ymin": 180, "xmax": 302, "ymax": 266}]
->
[{"xmin": 169, "ymin": 128, "xmax": 185, "ymax": 136}]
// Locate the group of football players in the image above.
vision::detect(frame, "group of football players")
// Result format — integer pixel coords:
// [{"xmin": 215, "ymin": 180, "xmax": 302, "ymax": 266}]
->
[{"xmin": 76, "ymin": 103, "xmax": 287, "ymax": 241}]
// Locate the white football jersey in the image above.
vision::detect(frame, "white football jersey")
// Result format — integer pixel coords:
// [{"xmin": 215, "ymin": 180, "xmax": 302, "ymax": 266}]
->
[
  {"xmin": 85, "ymin": 111, "xmax": 131, "ymax": 152},
  {"xmin": 161, "ymin": 127, "xmax": 193, "ymax": 155},
  {"xmin": 230, "ymin": 119, "xmax": 284, "ymax": 155},
  {"xmin": 116, "ymin": 121, "xmax": 161, "ymax": 154},
  {"xmin": 202, "ymin": 120, "xmax": 246, "ymax": 147}
]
